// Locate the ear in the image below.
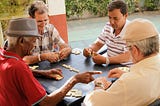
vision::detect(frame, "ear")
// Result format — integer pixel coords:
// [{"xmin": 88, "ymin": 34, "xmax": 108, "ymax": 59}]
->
[
  {"xmin": 124, "ymin": 13, "xmax": 128, "ymax": 18},
  {"xmin": 132, "ymin": 46, "xmax": 140, "ymax": 56},
  {"xmin": 17, "ymin": 37, "xmax": 24, "ymax": 46}
]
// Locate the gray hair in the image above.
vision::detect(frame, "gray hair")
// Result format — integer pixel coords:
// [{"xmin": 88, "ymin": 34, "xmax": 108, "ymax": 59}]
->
[
  {"xmin": 127, "ymin": 35, "xmax": 159, "ymax": 56},
  {"xmin": 28, "ymin": 0, "xmax": 48, "ymax": 18},
  {"xmin": 7, "ymin": 36, "xmax": 32, "ymax": 47}
]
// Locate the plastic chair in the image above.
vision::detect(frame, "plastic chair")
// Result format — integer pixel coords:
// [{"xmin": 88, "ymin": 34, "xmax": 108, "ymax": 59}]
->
[{"xmin": 148, "ymin": 98, "xmax": 160, "ymax": 106}]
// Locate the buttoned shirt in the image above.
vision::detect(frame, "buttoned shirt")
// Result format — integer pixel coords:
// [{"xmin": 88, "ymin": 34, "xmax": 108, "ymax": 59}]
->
[
  {"xmin": 84, "ymin": 54, "xmax": 160, "ymax": 106},
  {"xmin": 32, "ymin": 24, "xmax": 65, "ymax": 55}
]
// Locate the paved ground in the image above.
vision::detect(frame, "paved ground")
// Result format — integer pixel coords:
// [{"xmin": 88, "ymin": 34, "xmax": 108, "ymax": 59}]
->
[{"xmin": 67, "ymin": 11, "xmax": 160, "ymax": 49}]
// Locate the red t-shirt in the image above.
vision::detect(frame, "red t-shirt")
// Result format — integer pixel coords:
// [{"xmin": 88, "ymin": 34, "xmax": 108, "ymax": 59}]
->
[{"xmin": 0, "ymin": 48, "xmax": 46, "ymax": 106}]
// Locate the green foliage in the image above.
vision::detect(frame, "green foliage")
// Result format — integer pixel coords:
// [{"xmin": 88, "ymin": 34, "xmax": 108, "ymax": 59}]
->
[
  {"xmin": 0, "ymin": 0, "xmax": 33, "ymax": 20},
  {"xmin": 65, "ymin": 0, "xmax": 87, "ymax": 18},
  {"xmin": 125, "ymin": 0, "xmax": 136, "ymax": 14},
  {"xmin": 65, "ymin": 0, "xmax": 111, "ymax": 18},
  {"xmin": 144, "ymin": 0, "xmax": 160, "ymax": 11},
  {"xmin": 65, "ymin": 0, "xmax": 138, "ymax": 19},
  {"xmin": 0, "ymin": 0, "xmax": 34, "ymax": 39},
  {"xmin": 87, "ymin": 0, "xmax": 111, "ymax": 16}
]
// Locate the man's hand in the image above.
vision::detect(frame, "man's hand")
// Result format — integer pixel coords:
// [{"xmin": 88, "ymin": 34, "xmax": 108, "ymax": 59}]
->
[
  {"xmin": 73, "ymin": 71, "xmax": 102, "ymax": 84},
  {"xmin": 92, "ymin": 53, "xmax": 106, "ymax": 65},
  {"xmin": 41, "ymin": 52, "xmax": 60, "ymax": 63},
  {"xmin": 108, "ymin": 68, "xmax": 126, "ymax": 78},
  {"xmin": 94, "ymin": 77, "xmax": 112, "ymax": 90},
  {"xmin": 43, "ymin": 68, "xmax": 63, "ymax": 80},
  {"xmin": 59, "ymin": 47, "xmax": 71, "ymax": 60},
  {"xmin": 83, "ymin": 48, "xmax": 93, "ymax": 57}
]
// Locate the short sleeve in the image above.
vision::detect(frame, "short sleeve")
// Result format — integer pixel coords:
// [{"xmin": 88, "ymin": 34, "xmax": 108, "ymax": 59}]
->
[
  {"xmin": 14, "ymin": 61, "xmax": 46, "ymax": 105},
  {"xmin": 97, "ymin": 22, "xmax": 113, "ymax": 44}
]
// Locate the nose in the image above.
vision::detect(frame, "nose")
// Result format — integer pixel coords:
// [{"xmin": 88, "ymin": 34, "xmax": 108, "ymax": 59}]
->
[{"xmin": 110, "ymin": 18, "xmax": 115, "ymax": 25}]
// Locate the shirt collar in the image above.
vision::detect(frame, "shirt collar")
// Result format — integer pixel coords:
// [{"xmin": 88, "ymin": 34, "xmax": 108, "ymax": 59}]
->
[
  {"xmin": 130, "ymin": 54, "xmax": 160, "ymax": 72},
  {"xmin": 0, "ymin": 48, "xmax": 21, "ymax": 60}
]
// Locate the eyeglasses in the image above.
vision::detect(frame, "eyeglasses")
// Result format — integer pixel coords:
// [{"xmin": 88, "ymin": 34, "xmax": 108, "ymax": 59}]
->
[
  {"xmin": 123, "ymin": 45, "xmax": 132, "ymax": 51},
  {"xmin": 37, "ymin": 19, "xmax": 49, "ymax": 25}
]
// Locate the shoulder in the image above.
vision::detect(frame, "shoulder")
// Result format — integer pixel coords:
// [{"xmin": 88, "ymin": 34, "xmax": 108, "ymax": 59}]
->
[
  {"xmin": 103, "ymin": 22, "xmax": 113, "ymax": 33},
  {"xmin": 7, "ymin": 58, "xmax": 29, "ymax": 73}
]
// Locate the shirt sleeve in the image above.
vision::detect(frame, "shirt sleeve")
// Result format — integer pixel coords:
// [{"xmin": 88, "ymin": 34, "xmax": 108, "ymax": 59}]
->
[
  {"xmin": 51, "ymin": 25, "xmax": 65, "ymax": 44},
  {"xmin": 14, "ymin": 61, "xmax": 46, "ymax": 105},
  {"xmin": 83, "ymin": 79, "xmax": 126, "ymax": 106},
  {"xmin": 97, "ymin": 22, "xmax": 113, "ymax": 44}
]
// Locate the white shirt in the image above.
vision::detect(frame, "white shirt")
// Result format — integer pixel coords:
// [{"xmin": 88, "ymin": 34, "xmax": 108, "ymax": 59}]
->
[{"xmin": 84, "ymin": 54, "xmax": 160, "ymax": 106}]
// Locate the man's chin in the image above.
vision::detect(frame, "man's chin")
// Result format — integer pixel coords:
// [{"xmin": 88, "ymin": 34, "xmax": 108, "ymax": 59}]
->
[{"xmin": 112, "ymin": 26, "xmax": 118, "ymax": 29}]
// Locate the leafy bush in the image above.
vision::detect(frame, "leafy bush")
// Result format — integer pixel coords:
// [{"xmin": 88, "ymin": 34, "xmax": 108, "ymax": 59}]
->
[
  {"xmin": 65, "ymin": 0, "xmax": 139, "ymax": 19},
  {"xmin": 65, "ymin": 0, "xmax": 111, "ymax": 18},
  {"xmin": 144, "ymin": 0, "xmax": 160, "ymax": 11},
  {"xmin": 0, "ymin": 0, "xmax": 34, "ymax": 39}
]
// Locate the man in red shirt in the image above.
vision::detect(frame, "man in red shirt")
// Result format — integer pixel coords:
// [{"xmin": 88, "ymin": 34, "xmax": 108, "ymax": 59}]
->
[{"xmin": 0, "ymin": 18, "xmax": 101, "ymax": 106}]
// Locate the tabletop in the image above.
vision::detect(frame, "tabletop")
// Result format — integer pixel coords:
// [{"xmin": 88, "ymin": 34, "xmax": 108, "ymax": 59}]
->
[{"xmin": 35, "ymin": 49, "xmax": 122, "ymax": 104}]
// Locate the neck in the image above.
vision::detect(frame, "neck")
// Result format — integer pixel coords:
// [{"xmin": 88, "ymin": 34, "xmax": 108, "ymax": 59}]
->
[
  {"xmin": 6, "ymin": 47, "xmax": 23, "ymax": 58},
  {"xmin": 137, "ymin": 52, "xmax": 158, "ymax": 63},
  {"xmin": 114, "ymin": 29, "xmax": 122, "ymax": 36}
]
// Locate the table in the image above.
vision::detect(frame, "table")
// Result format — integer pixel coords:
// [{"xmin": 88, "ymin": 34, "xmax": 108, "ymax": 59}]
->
[{"xmin": 36, "ymin": 50, "xmax": 122, "ymax": 104}]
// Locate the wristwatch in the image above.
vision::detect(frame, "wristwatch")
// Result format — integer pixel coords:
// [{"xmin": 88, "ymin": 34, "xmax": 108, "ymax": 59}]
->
[{"xmin": 106, "ymin": 56, "xmax": 110, "ymax": 66}]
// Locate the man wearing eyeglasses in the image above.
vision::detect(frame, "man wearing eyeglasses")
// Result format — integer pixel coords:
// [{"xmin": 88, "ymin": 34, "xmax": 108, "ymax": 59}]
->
[
  {"xmin": 83, "ymin": 18, "xmax": 160, "ymax": 106},
  {"xmin": 23, "ymin": 0, "xmax": 71, "ymax": 65}
]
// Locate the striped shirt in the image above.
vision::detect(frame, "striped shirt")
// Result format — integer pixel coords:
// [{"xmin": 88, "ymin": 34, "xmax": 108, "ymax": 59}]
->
[
  {"xmin": 32, "ymin": 24, "xmax": 64, "ymax": 55},
  {"xmin": 96, "ymin": 20, "xmax": 132, "ymax": 66}
]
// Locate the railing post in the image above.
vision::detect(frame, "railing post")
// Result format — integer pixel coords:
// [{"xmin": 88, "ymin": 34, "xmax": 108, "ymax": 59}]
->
[
  {"xmin": 0, "ymin": 21, "xmax": 4, "ymax": 48},
  {"xmin": 46, "ymin": 0, "xmax": 68, "ymax": 43}
]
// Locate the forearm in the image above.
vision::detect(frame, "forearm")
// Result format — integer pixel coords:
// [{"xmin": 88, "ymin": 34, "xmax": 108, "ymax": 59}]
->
[
  {"xmin": 59, "ymin": 43, "xmax": 72, "ymax": 55},
  {"xmin": 32, "ymin": 69, "xmax": 46, "ymax": 77},
  {"xmin": 90, "ymin": 41, "xmax": 103, "ymax": 52},
  {"xmin": 109, "ymin": 52, "xmax": 131, "ymax": 64},
  {"xmin": 23, "ymin": 55, "xmax": 40, "ymax": 65},
  {"xmin": 90, "ymin": 44, "xmax": 100, "ymax": 52},
  {"xmin": 23, "ymin": 53, "xmax": 51, "ymax": 65},
  {"xmin": 41, "ymin": 77, "xmax": 77, "ymax": 106},
  {"xmin": 59, "ymin": 43, "xmax": 71, "ymax": 50}
]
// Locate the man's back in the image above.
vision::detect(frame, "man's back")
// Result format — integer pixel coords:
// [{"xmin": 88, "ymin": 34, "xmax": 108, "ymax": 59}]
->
[{"xmin": 0, "ymin": 48, "xmax": 46, "ymax": 106}]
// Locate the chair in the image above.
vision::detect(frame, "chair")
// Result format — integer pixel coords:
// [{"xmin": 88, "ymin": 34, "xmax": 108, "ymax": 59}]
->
[
  {"xmin": 148, "ymin": 98, "xmax": 160, "ymax": 106},
  {"xmin": 3, "ymin": 40, "xmax": 8, "ymax": 50}
]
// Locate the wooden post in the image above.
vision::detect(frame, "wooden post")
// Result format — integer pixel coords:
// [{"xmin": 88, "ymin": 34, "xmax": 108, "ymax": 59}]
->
[
  {"xmin": 0, "ymin": 21, "xmax": 4, "ymax": 48},
  {"xmin": 46, "ymin": 0, "xmax": 68, "ymax": 43}
]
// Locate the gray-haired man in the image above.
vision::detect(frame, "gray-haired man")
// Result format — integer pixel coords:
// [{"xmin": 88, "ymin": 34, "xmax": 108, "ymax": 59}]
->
[{"xmin": 0, "ymin": 18, "xmax": 102, "ymax": 106}]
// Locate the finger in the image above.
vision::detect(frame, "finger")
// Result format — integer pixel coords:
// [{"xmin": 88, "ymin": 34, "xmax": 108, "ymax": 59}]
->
[
  {"xmin": 90, "ymin": 76, "xmax": 94, "ymax": 81},
  {"xmin": 55, "ymin": 68, "xmax": 62, "ymax": 72},
  {"xmin": 108, "ymin": 73, "xmax": 115, "ymax": 78},
  {"xmin": 108, "ymin": 69, "xmax": 117, "ymax": 77},
  {"xmin": 55, "ymin": 70, "xmax": 63, "ymax": 76},
  {"xmin": 88, "ymin": 71, "xmax": 102, "ymax": 75},
  {"xmin": 108, "ymin": 73, "xmax": 119, "ymax": 78},
  {"xmin": 51, "ymin": 69, "xmax": 63, "ymax": 76},
  {"xmin": 86, "ymin": 48, "xmax": 92, "ymax": 54}
]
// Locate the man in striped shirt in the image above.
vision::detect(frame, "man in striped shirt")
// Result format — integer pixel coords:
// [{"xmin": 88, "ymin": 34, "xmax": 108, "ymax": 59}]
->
[{"xmin": 83, "ymin": 0, "xmax": 132, "ymax": 66}]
